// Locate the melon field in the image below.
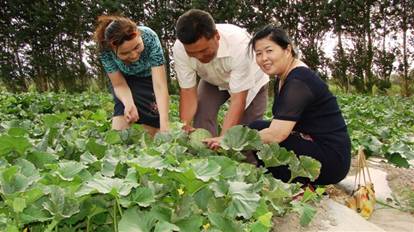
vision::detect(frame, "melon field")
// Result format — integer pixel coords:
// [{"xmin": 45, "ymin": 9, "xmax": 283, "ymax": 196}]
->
[{"xmin": 0, "ymin": 92, "xmax": 413, "ymax": 231}]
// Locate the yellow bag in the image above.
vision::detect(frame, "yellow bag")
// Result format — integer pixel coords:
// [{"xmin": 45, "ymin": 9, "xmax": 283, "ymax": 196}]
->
[{"xmin": 345, "ymin": 148, "xmax": 376, "ymax": 219}]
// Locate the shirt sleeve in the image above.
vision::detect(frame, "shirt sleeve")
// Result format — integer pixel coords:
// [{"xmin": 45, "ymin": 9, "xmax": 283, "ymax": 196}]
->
[
  {"xmin": 273, "ymin": 78, "xmax": 314, "ymax": 121},
  {"xmin": 99, "ymin": 51, "xmax": 119, "ymax": 74},
  {"xmin": 172, "ymin": 40, "xmax": 197, "ymax": 88},
  {"xmin": 142, "ymin": 27, "xmax": 165, "ymax": 67}
]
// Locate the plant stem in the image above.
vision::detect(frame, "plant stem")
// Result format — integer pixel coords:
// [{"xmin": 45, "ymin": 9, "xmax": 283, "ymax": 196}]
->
[
  {"xmin": 116, "ymin": 196, "xmax": 123, "ymax": 217},
  {"xmin": 86, "ymin": 217, "xmax": 90, "ymax": 232},
  {"xmin": 44, "ymin": 219, "xmax": 60, "ymax": 232},
  {"xmin": 113, "ymin": 200, "xmax": 118, "ymax": 232}
]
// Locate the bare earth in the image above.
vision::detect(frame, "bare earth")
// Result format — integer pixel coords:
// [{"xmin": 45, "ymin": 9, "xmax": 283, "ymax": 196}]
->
[{"xmin": 272, "ymin": 157, "xmax": 414, "ymax": 231}]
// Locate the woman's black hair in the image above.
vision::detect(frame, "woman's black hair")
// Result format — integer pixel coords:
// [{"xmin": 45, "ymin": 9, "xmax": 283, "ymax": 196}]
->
[{"xmin": 249, "ymin": 24, "xmax": 297, "ymax": 57}]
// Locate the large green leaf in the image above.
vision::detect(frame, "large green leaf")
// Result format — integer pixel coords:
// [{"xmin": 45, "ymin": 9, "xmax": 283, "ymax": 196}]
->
[
  {"xmin": 289, "ymin": 156, "xmax": 321, "ymax": 182},
  {"xmin": 208, "ymin": 212, "xmax": 242, "ymax": 232},
  {"xmin": 225, "ymin": 181, "xmax": 260, "ymax": 219},
  {"xmin": 56, "ymin": 160, "xmax": 86, "ymax": 181},
  {"xmin": 0, "ymin": 135, "xmax": 32, "ymax": 156},
  {"xmin": 175, "ymin": 215, "xmax": 203, "ymax": 232},
  {"xmin": 291, "ymin": 201, "xmax": 316, "ymax": 226},
  {"xmin": 101, "ymin": 154, "xmax": 119, "ymax": 177},
  {"xmin": 121, "ymin": 187, "xmax": 155, "ymax": 208},
  {"xmin": 257, "ymin": 144, "xmax": 295, "ymax": 167},
  {"xmin": 42, "ymin": 186, "xmax": 80, "ymax": 219},
  {"xmin": 208, "ymin": 156, "xmax": 237, "ymax": 179},
  {"xmin": 86, "ymin": 139, "xmax": 107, "ymax": 158},
  {"xmin": 118, "ymin": 207, "xmax": 157, "ymax": 232},
  {"xmin": 221, "ymin": 126, "xmax": 262, "ymax": 151},
  {"xmin": 190, "ymin": 159, "xmax": 221, "ymax": 182},
  {"xmin": 76, "ymin": 174, "xmax": 138, "ymax": 197},
  {"xmin": 154, "ymin": 221, "xmax": 180, "ymax": 232},
  {"xmin": 26, "ymin": 151, "xmax": 58, "ymax": 169},
  {"xmin": 0, "ymin": 160, "xmax": 39, "ymax": 195},
  {"xmin": 129, "ymin": 153, "xmax": 168, "ymax": 170},
  {"xmin": 167, "ymin": 169, "xmax": 206, "ymax": 194}
]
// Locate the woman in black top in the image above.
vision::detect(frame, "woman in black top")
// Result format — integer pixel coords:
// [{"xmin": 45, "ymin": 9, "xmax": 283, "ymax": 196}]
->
[{"xmin": 248, "ymin": 25, "xmax": 351, "ymax": 185}]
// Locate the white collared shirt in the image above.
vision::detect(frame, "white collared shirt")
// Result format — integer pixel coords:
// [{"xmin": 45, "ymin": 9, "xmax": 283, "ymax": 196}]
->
[{"xmin": 172, "ymin": 24, "xmax": 269, "ymax": 108}]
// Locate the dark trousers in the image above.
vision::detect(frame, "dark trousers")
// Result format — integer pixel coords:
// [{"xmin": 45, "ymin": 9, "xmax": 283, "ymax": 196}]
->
[
  {"xmin": 249, "ymin": 120, "xmax": 351, "ymax": 185},
  {"xmin": 194, "ymin": 80, "xmax": 268, "ymax": 136}
]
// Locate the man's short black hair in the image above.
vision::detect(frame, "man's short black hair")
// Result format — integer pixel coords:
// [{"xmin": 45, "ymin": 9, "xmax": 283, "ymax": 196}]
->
[{"xmin": 176, "ymin": 9, "xmax": 216, "ymax": 44}]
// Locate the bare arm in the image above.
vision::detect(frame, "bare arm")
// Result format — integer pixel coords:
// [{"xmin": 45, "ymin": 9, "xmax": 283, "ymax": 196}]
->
[
  {"xmin": 220, "ymin": 90, "xmax": 248, "ymax": 135},
  {"xmin": 108, "ymin": 71, "xmax": 138, "ymax": 123},
  {"xmin": 259, "ymin": 119, "xmax": 296, "ymax": 144},
  {"xmin": 151, "ymin": 65, "xmax": 170, "ymax": 131},
  {"xmin": 179, "ymin": 86, "xmax": 197, "ymax": 129}
]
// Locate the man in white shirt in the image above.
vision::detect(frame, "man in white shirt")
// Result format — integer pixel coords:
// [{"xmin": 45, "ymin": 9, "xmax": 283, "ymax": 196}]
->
[{"xmin": 173, "ymin": 9, "xmax": 269, "ymax": 137}]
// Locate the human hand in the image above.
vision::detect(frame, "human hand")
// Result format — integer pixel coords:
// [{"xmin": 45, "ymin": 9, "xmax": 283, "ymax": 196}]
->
[
  {"xmin": 203, "ymin": 136, "xmax": 223, "ymax": 150},
  {"xmin": 182, "ymin": 124, "xmax": 196, "ymax": 133},
  {"xmin": 124, "ymin": 104, "xmax": 139, "ymax": 123}
]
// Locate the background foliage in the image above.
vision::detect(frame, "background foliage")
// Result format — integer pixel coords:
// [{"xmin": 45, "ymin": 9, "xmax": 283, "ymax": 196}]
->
[{"xmin": 1, "ymin": 0, "xmax": 413, "ymax": 95}]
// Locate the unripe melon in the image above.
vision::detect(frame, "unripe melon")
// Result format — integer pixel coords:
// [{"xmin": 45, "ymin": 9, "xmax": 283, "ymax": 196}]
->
[{"xmin": 189, "ymin": 128, "xmax": 212, "ymax": 150}]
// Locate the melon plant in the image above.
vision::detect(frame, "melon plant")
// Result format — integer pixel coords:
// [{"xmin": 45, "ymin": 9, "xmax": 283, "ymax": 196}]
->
[{"xmin": 189, "ymin": 128, "xmax": 212, "ymax": 150}]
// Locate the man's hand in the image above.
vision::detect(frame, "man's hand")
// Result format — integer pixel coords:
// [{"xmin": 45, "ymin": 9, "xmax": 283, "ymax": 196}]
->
[
  {"xmin": 203, "ymin": 136, "xmax": 223, "ymax": 150},
  {"xmin": 182, "ymin": 124, "xmax": 196, "ymax": 133},
  {"xmin": 124, "ymin": 104, "xmax": 139, "ymax": 123}
]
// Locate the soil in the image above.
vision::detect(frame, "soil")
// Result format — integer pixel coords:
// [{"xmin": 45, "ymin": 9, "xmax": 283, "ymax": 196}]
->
[{"xmin": 271, "ymin": 156, "xmax": 414, "ymax": 231}]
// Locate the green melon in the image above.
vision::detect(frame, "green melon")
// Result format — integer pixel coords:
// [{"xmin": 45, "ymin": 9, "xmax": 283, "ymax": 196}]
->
[{"xmin": 189, "ymin": 128, "xmax": 212, "ymax": 150}]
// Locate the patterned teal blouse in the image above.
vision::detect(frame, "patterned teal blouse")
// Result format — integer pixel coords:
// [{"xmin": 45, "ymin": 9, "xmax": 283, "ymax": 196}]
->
[{"xmin": 100, "ymin": 26, "xmax": 165, "ymax": 77}]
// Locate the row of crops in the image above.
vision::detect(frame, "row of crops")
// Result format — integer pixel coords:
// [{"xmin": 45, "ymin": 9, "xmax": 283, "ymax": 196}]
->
[{"xmin": 0, "ymin": 91, "xmax": 413, "ymax": 231}]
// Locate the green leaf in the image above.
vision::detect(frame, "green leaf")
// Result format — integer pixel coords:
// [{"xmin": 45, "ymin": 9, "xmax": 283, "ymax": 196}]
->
[
  {"xmin": 150, "ymin": 205, "xmax": 173, "ymax": 222},
  {"xmin": 208, "ymin": 212, "xmax": 241, "ymax": 232},
  {"xmin": 101, "ymin": 155, "xmax": 119, "ymax": 177},
  {"xmin": 13, "ymin": 197, "xmax": 26, "ymax": 213},
  {"xmin": 42, "ymin": 186, "xmax": 80, "ymax": 219},
  {"xmin": 225, "ymin": 181, "xmax": 260, "ymax": 219},
  {"xmin": 56, "ymin": 160, "xmax": 86, "ymax": 181},
  {"xmin": 221, "ymin": 125, "xmax": 262, "ymax": 151},
  {"xmin": 154, "ymin": 221, "xmax": 180, "ymax": 232},
  {"xmin": 42, "ymin": 114, "xmax": 66, "ymax": 128},
  {"xmin": 20, "ymin": 202, "xmax": 52, "ymax": 224},
  {"xmin": 209, "ymin": 156, "xmax": 237, "ymax": 179},
  {"xmin": 292, "ymin": 202, "xmax": 316, "ymax": 226},
  {"xmin": 129, "ymin": 187, "xmax": 155, "ymax": 207},
  {"xmin": 105, "ymin": 130, "xmax": 122, "ymax": 144},
  {"xmin": 250, "ymin": 221, "xmax": 270, "ymax": 232},
  {"xmin": 0, "ymin": 135, "xmax": 32, "ymax": 156},
  {"xmin": 8, "ymin": 127, "xmax": 28, "ymax": 137},
  {"xmin": 175, "ymin": 215, "xmax": 203, "ymax": 232},
  {"xmin": 26, "ymin": 151, "xmax": 58, "ymax": 169},
  {"xmin": 190, "ymin": 159, "xmax": 221, "ymax": 182},
  {"xmin": 86, "ymin": 139, "xmax": 107, "ymax": 158},
  {"xmin": 118, "ymin": 207, "xmax": 157, "ymax": 232},
  {"xmin": 129, "ymin": 153, "xmax": 168, "ymax": 170},
  {"xmin": 299, "ymin": 156, "xmax": 321, "ymax": 181},
  {"xmin": 193, "ymin": 186, "xmax": 214, "ymax": 211},
  {"xmin": 0, "ymin": 166, "xmax": 24, "ymax": 194},
  {"xmin": 209, "ymin": 180, "xmax": 229, "ymax": 198},
  {"xmin": 167, "ymin": 170, "xmax": 206, "ymax": 194},
  {"xmin": 257, "ymin": 144, "xmax": 295, "ymax": 167},
  {"xmin": 76, "ymin": 174, "xmax": 138, "ymax": 197},
  {"xmin": 385, "ymin": 152, "xmax": 410, "ymax": 168}
]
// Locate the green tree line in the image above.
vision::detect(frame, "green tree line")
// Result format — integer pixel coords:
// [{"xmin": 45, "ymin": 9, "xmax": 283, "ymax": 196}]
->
[{"xmin": 1, "ymin": 0, "xmax": 413, "ymax": 96}]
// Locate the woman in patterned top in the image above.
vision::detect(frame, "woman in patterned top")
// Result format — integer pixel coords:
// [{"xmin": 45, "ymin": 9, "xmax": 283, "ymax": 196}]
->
[{"xmin": 94, "ymin": 15, "xmax": 169, "ymax": 136}]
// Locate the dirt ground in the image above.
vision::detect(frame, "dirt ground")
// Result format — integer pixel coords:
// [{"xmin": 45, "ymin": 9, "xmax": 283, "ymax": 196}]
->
[{"xmin": 271, "ymin": 157, "xmax": 414, "ymax": 231}]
